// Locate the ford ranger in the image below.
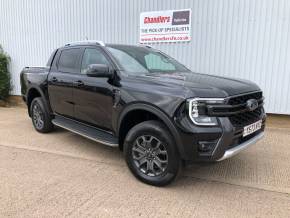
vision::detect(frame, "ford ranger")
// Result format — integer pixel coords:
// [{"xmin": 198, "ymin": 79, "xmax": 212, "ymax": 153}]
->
[{"xmin": 20, "ymin": 41, "xmax": 266, "ymax": 186}]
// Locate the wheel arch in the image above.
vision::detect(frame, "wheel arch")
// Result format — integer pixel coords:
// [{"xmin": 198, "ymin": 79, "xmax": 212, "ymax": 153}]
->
[
  {"xmin": 117, "ymin": 103, "xmax": 185, "ymax": 159},
  {"xmin": 26, "ymin": 86, "xmax": 51, "ymax": 117}
]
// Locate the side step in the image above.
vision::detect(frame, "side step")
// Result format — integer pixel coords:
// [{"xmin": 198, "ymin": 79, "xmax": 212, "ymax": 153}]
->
[{"xmin": 52, "ymin": 115, "xmax": 118, "ymax": 147}]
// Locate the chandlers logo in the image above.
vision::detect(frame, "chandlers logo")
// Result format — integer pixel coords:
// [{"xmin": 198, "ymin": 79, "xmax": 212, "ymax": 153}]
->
[
  {"xmin": 144, "ymin": 16, "xmax": 171, "ymax": 24},
  {"xmin": 143, "ymin": 10, "xmax": 190, "ymax": 25}
]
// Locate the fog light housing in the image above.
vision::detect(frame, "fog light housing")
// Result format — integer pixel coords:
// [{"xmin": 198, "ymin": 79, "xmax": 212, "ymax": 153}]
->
[
  {"xmin": 198, "ymin": 141, "xmax": 217, "ymax": 153},
  {"xmin": 194, "ymin": 116, "xmax": 218, "ymax": 125}
]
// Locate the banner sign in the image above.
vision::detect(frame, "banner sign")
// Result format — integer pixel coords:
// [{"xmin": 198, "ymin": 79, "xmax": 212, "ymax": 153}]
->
[{"xmin": 140, "ymin": 9, "xmax": 191, "ymax": 43}]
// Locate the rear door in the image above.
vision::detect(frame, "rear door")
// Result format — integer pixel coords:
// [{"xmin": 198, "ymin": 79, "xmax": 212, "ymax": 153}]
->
[{"xmin": 48, "ymin": 48, "xmax": 82, "ymax": 117}]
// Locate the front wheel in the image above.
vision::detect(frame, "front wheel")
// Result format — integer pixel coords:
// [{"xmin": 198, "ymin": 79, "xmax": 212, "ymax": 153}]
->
[{"xmin": 124, "ymin": 121, "xmax": 180, "ymax": 186}]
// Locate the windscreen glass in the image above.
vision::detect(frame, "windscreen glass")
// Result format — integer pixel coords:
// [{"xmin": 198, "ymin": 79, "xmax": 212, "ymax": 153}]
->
[{"xmin": 107, "ymin": 46, "xmax": 190, "ymax": 75}]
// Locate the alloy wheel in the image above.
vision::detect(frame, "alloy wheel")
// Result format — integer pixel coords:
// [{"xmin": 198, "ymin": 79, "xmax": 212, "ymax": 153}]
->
[
  {"xmin": 132, "ymin": 135, "xmax": 168, "ymax": 177},
  {"xmin": 32, "ymin": 103, "xmax": 44, "ymax": 130}
]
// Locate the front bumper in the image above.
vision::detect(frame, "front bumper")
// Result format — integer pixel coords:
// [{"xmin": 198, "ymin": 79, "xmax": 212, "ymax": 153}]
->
[
  {"xmin": 174, "ymin": 113, "xmax": 266, "ymax": 162},
  {"xmin": 217, "ymin": 131, "xmax": 264, "ymax": 161}
]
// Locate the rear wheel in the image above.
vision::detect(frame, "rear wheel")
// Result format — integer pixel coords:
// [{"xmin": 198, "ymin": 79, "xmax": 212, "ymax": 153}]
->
[
  {"xmin": 124, "ymin": 120, "xmax": 180, "ymax": 186},
  {"xmin": 30, "ymin": 97, "xmax": 54, "ymax": 133}
]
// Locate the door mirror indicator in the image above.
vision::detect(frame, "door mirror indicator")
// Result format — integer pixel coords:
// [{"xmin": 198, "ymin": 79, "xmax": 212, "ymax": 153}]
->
[{"xmin": 86, "ymin": 64, "xmax": 112, "ymax": 78}]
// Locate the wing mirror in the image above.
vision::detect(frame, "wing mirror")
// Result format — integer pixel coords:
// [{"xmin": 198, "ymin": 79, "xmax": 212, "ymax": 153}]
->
[{"xmin": 86, "ymin": 64, "xmax": 112, "ymax": 78}]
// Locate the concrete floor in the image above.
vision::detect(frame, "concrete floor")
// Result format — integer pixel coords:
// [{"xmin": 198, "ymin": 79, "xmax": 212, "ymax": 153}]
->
[{"xmin": 0, "ymin": 107, "xmax": 289, "ymax": 218}]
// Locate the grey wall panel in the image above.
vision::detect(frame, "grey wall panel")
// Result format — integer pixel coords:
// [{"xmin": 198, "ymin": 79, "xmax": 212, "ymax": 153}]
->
[{"xmin": 0, "ymin": 0, "xmax": 289, "ymax": 114}]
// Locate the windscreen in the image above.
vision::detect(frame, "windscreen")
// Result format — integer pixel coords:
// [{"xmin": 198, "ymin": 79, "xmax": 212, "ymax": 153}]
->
[{"xmin": 107, "ymin": 46, "xmax": 190, "ymax": 75}]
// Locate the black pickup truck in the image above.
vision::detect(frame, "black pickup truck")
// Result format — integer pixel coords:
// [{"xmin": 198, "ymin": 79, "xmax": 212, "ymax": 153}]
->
[{"xmin": 20, "ymin": 41, "xmax": 266, "ymax": 186}]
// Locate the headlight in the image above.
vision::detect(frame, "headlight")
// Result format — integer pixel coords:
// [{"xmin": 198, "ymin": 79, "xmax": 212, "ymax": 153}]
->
[{"xmin": 187, "ymin": 98, "xmax": 225, "ymax": 126}]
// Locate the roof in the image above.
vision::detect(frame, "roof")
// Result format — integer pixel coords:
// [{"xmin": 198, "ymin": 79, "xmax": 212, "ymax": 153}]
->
[
  {"xmin": 64, "ymin": 40, "xmax": 105, "ymax": 47},
  {"xmin": 64, "ymin": 41, "xmax": 153, "ymax": 49}
]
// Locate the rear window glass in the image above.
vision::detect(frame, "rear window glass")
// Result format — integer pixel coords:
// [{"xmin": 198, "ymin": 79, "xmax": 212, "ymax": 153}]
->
[{"xmin": 58, "ymin": 49, "xmax": 80, "ymax": 72}]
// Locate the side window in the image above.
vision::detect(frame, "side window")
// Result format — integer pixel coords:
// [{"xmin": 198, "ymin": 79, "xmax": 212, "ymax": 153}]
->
[
  {"xmin": 81, "ymin": 48, "xmax": 110, "ymax": 73},
  {"xmin": 58, "ymin": 48, "xmax": 80, "ymax": 73}
]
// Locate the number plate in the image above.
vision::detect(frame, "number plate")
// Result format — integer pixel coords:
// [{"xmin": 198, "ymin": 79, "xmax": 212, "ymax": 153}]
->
[{"xmin": 243, "ymin": 120, "xmax": 262, "ymax": 137}]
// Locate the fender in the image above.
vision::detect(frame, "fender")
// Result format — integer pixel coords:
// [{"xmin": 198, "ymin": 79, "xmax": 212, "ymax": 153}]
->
[
  {"xmin": 26, "ymin": 85, "xmax": 53, "ymax": 116},
  {"xmin": 117, "ymin": 103, "xmax": 186, "ymax": 159}
]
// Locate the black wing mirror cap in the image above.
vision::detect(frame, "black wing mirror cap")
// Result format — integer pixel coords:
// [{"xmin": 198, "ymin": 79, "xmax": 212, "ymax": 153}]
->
[{"xmin": 86, "ymin": 64, "xmax": 112, "ymax": 78}]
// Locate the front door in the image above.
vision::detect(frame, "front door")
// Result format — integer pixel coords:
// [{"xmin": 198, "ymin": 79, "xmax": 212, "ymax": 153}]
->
[
  {"xmin": 73, "ymin": 47, "xmax": 114, "ymax": 130},
  {"xmin": 48, "ymin": 48, "xmax": 82, "ymax": 118}
]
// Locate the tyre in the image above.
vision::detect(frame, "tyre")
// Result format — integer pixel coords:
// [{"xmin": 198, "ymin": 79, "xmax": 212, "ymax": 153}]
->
[
  {"xmin": 30, "ymin": 97, "xmax": 54, "ymax": 133},
  {"xmin": 124, "ymin": 120, "xmax": 180, "ymax": 186}
]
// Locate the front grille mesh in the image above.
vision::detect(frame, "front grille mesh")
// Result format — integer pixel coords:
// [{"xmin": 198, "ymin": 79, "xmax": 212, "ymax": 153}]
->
[
  {"xmin": 229, "ymin": 107, "xmax": 263, "ymax": 127},
  {"xmin": 228, "ymin": 92, "xmax": 264, "ymax": 127}
]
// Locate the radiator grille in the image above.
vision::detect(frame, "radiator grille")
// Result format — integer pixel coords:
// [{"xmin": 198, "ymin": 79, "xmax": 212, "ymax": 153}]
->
[
  {"xmin": 229, "ymin": 106, "xmax": 263, "ymax": 127},
  {"xmin": 228, "ymin": 92, "xmax": 262, "ymax": 105},
  {"xmin": 228, "ymin": 92, "xmax": 264, "ymax": 127}
]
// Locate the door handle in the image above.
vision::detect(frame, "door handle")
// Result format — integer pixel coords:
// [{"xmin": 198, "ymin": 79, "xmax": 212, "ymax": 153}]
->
[
  {"xmin": 74, "ymin": 80, "xmax": 84, "ymax": 87},
  {"xmin": 52, "ymin": 77, "xmax": 58, "ymax": 82}
]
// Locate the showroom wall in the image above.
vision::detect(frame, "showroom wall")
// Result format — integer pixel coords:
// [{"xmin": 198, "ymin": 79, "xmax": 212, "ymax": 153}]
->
[{"xmin": 0, "ymin": 0, "xmax": 290, "ymax": 114}]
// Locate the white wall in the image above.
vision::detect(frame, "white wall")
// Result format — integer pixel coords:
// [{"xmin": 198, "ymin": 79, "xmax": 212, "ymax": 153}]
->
[{"xmin": 0, "ymin": 0, "xmax": 289, "ymax": 114}]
